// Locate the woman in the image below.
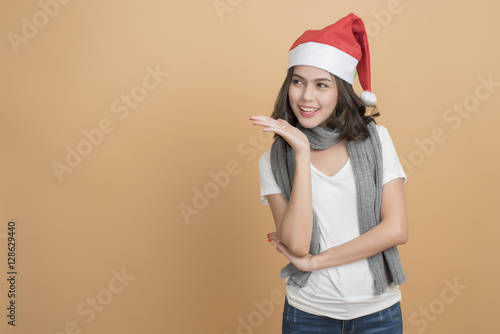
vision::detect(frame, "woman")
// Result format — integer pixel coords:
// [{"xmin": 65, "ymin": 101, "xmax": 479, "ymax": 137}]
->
[{"xmin": 250, "ymin": 13, "xmax": 408, "ymax": 333}]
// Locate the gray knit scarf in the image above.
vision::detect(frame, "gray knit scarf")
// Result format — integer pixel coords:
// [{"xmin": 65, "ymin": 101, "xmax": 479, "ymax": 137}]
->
[{"xmin": 270, "ymin": 120, "xmax": 406, "ymax": 295}]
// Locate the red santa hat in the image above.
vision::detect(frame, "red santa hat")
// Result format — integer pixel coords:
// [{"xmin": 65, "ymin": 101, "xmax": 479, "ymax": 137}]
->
[{"xmin": 287, "ymin": 13, "xmax": 377, "ymax": 106}]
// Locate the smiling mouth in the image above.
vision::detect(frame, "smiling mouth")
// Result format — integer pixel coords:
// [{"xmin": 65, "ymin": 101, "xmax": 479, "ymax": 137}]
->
[{"xmin": 299, "ymin": 106, "xmax": 319, "ymax": 117}]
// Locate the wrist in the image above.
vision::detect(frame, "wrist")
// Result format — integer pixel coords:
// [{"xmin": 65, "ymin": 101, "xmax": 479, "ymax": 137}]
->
[
  {"xmin": 295, "ymin": 149, "xmax": 311, "ymax": 162},
  {"xmin": 310, "ymin": 254, "xmax": 321, "ymax": 271}
]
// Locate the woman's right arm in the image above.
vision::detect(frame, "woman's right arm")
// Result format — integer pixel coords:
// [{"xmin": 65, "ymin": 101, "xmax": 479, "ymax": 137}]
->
[{"xmin": 251, "ymin": 115, "xmax": 313, "ymax": 257}]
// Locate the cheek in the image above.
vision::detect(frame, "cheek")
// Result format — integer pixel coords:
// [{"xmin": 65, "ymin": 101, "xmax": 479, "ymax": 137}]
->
[
  {"xmin": 326, "ymin": 92, "xmax": 339, "ymax": 108},
  {"xmin": 288, "ymin": 87, "xmax": 297, "ymax": 104}
]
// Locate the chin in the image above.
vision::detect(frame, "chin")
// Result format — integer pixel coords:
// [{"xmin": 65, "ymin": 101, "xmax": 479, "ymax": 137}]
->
[{"xmin": 297, "ymin": 117, "xmax": 322, "ymax": 129}]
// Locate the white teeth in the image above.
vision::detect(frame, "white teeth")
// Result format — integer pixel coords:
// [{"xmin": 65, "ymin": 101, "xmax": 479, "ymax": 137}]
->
[{"xmin": 300, "ymin": 107, "xmax": 319, "ymax": 112}]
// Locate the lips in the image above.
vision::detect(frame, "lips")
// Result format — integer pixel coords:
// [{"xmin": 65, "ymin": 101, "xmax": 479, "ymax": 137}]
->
[{"xmin": 299, "ymin": 105, "xmax": 319, "ymax": 117}]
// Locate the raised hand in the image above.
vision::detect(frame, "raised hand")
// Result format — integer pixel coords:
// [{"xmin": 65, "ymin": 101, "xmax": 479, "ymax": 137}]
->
[{"xmin": 250, "ymin": 115, "xmax": 310, "ymax": 155}]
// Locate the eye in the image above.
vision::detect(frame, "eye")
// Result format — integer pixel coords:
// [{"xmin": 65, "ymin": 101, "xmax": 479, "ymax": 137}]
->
[
  {"xmin": 292, "ymin": 79, "xmax": 303, "ymax": 85},
  {"xmin": 317, "ymin": 82, "xmax": 328, "ymax": 88}
]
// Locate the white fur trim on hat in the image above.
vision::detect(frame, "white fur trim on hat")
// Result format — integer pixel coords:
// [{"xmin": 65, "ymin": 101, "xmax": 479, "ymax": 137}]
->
[{"xmin": 288, "ymin": 42, "xmax": 358, "ymax": 84}]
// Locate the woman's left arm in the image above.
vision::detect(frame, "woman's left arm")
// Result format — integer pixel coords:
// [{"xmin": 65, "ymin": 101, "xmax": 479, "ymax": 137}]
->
[{"xmin": 268, "ymin": 177, "xmax": 408, "ymax": 272}]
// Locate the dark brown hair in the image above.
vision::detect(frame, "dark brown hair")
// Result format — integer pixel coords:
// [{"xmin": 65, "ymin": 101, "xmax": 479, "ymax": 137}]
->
[{"xmin": 270, "ymin": 67, "xmax": 380, "ymax": 142}]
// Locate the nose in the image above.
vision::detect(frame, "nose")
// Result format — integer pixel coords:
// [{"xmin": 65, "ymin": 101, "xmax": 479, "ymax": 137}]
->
[{"xmin": 302, "ymin": 84, "xmax": 314, "ymax": 101}]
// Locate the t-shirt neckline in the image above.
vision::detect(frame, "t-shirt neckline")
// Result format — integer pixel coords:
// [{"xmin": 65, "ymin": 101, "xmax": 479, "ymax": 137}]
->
[{"xmin": 310, "ymin": 157, "xmax": 351, "ymax": 179}]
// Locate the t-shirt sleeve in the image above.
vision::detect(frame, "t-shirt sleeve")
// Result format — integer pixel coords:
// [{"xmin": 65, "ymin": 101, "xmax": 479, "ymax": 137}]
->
[
  {"xmin": 258, "ymin": 149, "xmax": 283, "ymax": 205},
  {"xmin": 377, "ymin": 125, "xmax": 408, "ymax": 185}
]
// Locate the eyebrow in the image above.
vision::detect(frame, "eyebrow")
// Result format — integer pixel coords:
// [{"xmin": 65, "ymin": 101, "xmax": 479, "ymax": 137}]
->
[{"xmin": 292, "ymin": 73, "xmax": 332, "ymax": 82}]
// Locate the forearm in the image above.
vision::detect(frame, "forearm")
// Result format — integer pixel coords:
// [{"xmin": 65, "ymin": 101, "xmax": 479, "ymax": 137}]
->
[
  {"xmin": 312, "ymin": 218, "xmax": 407, "ymax": 270},
  {"xmin": 277, "ymin": 152, "xmax": 313, "ymax": 256},
  {"xmin": 268, "ymin": 178, "xmax": 408, "ymax": 273}
]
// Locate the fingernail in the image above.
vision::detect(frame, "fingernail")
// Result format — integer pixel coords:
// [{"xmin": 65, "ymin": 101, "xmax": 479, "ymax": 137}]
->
[{"xmin": 268, "ymin": 239, "xmax": 272, "ymax": 242}]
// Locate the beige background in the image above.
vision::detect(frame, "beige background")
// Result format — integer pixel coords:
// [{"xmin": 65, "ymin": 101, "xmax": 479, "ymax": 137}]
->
[{"xmin": 1, "ymin": 0, "xmax": 499, "ymax": 333}]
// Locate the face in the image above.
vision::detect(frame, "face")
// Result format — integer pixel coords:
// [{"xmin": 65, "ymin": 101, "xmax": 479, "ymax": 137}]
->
[{"xmin": 288, "ymin": 65, "xmax": 338, "ymax": 128}]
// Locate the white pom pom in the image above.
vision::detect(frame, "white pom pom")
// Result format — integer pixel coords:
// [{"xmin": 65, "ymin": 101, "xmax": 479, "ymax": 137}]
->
[{"xmin": 360, "ymin": 91, "xmax": 377, "ymax": 106}]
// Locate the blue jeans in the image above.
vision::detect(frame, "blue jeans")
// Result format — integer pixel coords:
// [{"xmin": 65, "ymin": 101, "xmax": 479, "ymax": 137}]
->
[{"xmin": 282, "ymin": 298, "xmax": 403, "ymax": 334}]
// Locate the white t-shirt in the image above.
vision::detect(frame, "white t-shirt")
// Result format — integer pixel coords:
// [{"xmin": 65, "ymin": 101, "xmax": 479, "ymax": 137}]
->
[{"xmin": 258, "ymin": 124, "xmax": 407, "ymax": 320}]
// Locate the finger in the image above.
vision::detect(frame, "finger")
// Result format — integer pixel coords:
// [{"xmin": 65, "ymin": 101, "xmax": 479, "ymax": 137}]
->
[
  {"xmin": 251, "ymin": 118, "xmax": 279, "ymax": 128},
  {"xmin": 251, "ymin": 120, "xmax": 278, "ymax": 132},
  {"xmin": 269, "ymin": 240, "xmax": 284, "ymax": 254},
  {"xmin": 250, "ymin": 115, "xmax": 275, "ymax": 125},
  {"xmin": 267, "ymin": 232, "xmax": 279, "ymax": 242},
  {"xmin": 250, "ymin": 116, "xmax": 288, "ymax": 129},
  {"xmin": 269, "ymin": 240, "xmax": 288, "ymax": 254},
  {"xmin": 250, "ymin": 115, "xmax": 272, "ymax": 121},
  {"xmin": 254, "ymin": 123, "xmax": 283, "ymax": 136},
  {"xmin": 268, "ymin": 239, "xmax": 280, "ymax": 248}
]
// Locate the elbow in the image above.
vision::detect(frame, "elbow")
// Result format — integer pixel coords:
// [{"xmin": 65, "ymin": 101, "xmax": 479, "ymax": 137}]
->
[
  {"xmin": 397, "ymin": 231, "xmax": 408, "ymax": 245},
  {"xmin": 289, "ymin": 247, "xmax": 310, "ymax": 258},
  {"xmin": 394, "ymin": 225, "xmax": 408, "ymax": 245},
  {"xmin": 284, "ymin": 242, "xmax": 311, "ymax": 258},
  {"xmin": 277, "ymin": 231, "xmax": 311, "ymax": 257},
  {"xmin": 383, "ymin": 216, "xmax": 408, "ymax": 246}
]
